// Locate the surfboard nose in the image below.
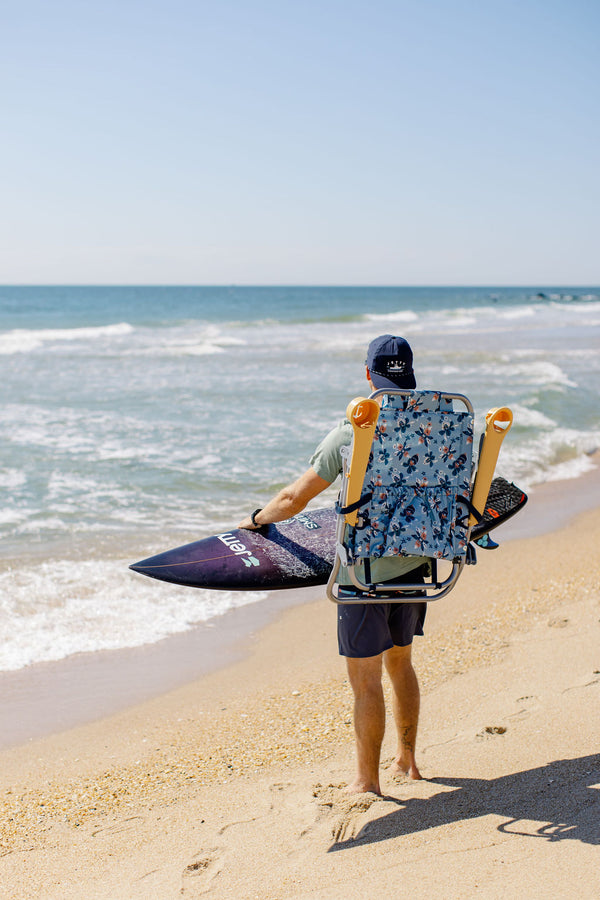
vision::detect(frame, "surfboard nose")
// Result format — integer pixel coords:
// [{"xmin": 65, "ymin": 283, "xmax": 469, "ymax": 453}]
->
[
  {"xmin": 129, "ymin": 551, "xmax": 157, "ymax": 572},
  {"xmin": 128, "ymin": 552, "xmax": 179, "ymax": 584}
]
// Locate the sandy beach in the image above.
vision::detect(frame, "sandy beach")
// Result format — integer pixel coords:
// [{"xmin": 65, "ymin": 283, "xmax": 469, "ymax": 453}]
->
[{"xmin": 1, "ymin": 474, "xmax": 599, "ymax": 899}]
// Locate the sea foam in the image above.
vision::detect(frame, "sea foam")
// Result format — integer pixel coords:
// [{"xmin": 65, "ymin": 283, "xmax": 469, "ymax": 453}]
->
[{"xmin": 0, "ymin": 558, "xmax": 267, "ymax": 672}]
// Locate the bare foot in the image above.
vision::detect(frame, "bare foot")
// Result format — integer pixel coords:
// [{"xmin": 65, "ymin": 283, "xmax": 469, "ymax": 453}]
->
[
  {"xmin": 389, "ymin": 759, "xmax": 423, "ymax": 780},
  {"xmin": 343, "ymin": 778, "xmax": 381, "ymax": 796}
]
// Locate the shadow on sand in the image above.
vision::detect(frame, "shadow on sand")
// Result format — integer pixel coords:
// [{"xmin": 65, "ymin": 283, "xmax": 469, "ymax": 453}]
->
[{"xmin": 329, "ymin": 754, "xmax": 600, "ymax": 851}]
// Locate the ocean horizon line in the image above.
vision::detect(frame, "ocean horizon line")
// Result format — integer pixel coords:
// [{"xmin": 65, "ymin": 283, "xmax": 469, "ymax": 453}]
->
[{"xmin": 1, "ymin": 282, "xmax": 599, "ymax": 289}]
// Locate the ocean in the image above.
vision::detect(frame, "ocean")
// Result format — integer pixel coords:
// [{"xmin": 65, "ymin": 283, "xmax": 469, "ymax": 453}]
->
[{"xmin": 1, "ymin": 285, "xmax": 599, "ymax": 672}]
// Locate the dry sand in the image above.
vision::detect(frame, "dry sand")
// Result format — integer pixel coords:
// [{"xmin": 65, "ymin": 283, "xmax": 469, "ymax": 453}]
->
[{"xmin": 1, "ymin": 482, "xmax": 599, "ymax": 898}]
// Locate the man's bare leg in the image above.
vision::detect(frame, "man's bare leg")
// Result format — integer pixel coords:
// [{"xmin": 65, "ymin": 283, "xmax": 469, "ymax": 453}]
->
[
  {"xmin": 383, "ymin": 644, "xmax": 422, "ymax": 780},
  {"xmin": 345, "ymin": 654, "xmax": 385, "ymax": 794}
]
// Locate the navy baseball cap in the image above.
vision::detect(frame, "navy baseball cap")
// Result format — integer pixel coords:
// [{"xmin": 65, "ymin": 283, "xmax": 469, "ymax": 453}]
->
[{"xmin": 366, "ymin": 334, "xmax": 416, "ymax": 390}]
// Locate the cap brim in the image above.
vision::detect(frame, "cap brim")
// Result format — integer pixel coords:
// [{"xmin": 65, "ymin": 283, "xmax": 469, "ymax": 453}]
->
[{"xmin": 370, "ymin": 372, "xmax": 417, "ymax": 391}]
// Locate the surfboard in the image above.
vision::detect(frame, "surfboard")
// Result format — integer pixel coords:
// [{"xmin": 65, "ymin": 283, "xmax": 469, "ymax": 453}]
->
[{"xmin": 129, "ymin": 477, "xmax": 527, "ymax": 591}]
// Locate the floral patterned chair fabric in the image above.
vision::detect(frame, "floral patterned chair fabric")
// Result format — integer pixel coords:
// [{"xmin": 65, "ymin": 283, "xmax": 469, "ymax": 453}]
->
[{"xmin": 344, "ymin": 391, "xmax": 474, "ymax": 564}]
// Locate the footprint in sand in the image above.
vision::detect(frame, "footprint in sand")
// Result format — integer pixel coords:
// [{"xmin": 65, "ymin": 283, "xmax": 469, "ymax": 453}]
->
[
  {"xmin": 181, "ymin": 847, "xmax": 225, "ymax": 896},
  {"xmin": 312, "ymin": 783, "xmax": 386, "ymax": 842},
  {"xmin": 183, "ymin": 781, "xmax": 313, "ymax": 887},
  {"xmin": 507, "ymin": 694, "xmax": 542, "ymax": 722},
  {"xmin": 562, "ymin": 671, "xmax": 600, "ymax": 694},
  {"xmin": 476, "ymin": 725, "xmax": 507, "ymax": 740},
  {"xmin": 216, "ymin": 781, "xmax": 308, "ymax": 837}
]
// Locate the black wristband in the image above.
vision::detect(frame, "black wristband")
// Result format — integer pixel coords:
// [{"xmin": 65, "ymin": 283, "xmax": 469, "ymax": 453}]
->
[{"xmin": 250, "ymin": 508, "xmax": 263, "ymax": 527}]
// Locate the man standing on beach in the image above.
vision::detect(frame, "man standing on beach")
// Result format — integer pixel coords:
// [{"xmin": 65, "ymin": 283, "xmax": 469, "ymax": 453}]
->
[{"xmin": 239, "ymin": 335, "xmax": 426, "ymax": 795}]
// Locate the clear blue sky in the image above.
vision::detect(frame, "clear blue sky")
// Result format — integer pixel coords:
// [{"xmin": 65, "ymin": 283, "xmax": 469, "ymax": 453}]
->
[{"xmin": 1, "ymin": 0, "xmax": 598, "ymax": 285}]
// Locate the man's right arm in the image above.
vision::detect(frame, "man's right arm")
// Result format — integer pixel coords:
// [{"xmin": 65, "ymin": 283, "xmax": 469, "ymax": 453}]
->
[{"xmin": 238, "ymin": 467, "xmax": 331, "ymax": 530}]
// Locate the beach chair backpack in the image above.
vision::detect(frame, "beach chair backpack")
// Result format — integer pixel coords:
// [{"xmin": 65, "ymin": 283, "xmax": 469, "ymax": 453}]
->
[{"xmin": 327, "ymin": 389, "xmax": 477, "ymax": 603}]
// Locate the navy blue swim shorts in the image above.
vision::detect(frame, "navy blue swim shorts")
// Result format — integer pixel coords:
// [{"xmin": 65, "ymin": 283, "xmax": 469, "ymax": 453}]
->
[{"xmin": 337, "ymin": 570, "xmax": 427, "ymax": 658}]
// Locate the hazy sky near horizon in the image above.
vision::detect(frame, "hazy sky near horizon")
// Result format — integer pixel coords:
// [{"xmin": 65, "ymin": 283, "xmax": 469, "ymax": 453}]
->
[{"xmin": 2, "ymin": 0, "xmax": 598, "ymax": 285}]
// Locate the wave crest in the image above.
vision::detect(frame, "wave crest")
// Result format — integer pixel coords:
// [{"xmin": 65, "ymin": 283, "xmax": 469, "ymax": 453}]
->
[{"xmin": 0, "ymin": 322, "xmax": 134, "ymax": 354}]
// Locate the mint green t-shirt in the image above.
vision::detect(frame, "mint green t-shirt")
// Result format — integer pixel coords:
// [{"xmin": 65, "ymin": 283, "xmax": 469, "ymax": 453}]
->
[{"xmin": 309, "ymin": 420, "xmax": 425, "ymax": 584}]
